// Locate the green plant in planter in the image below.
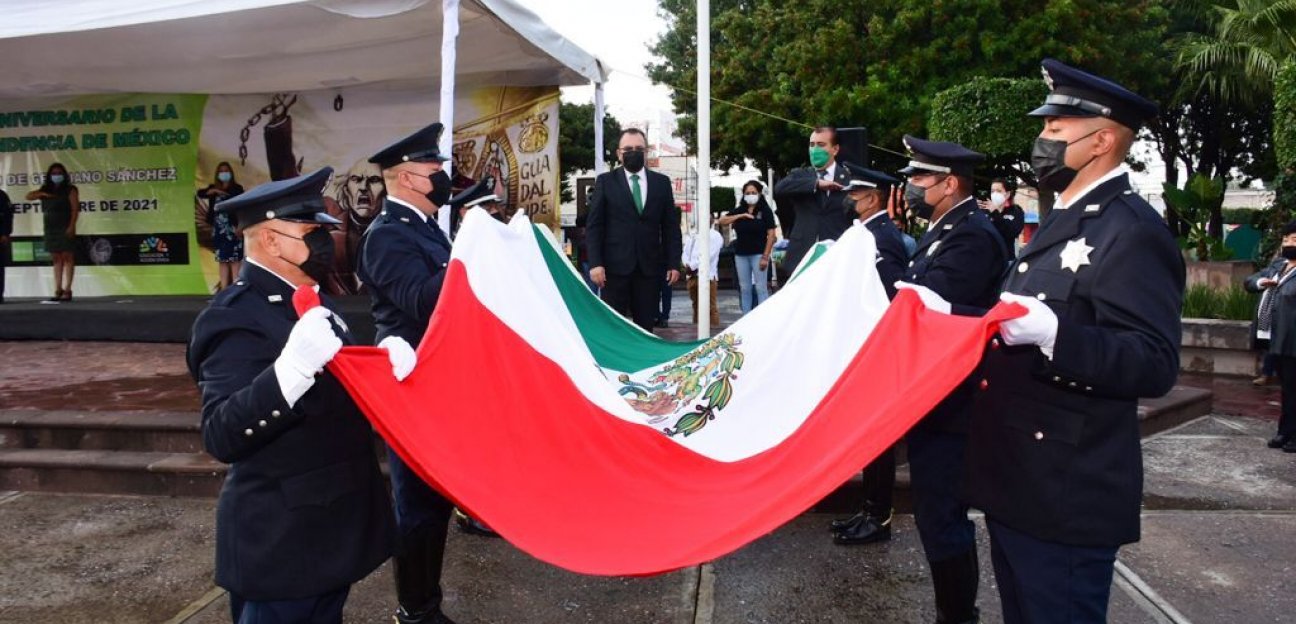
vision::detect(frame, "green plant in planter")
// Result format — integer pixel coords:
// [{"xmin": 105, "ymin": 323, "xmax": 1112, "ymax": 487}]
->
[
  {"xmin": 1164, "ymin": 173, "xmax": 1232, "ymax": 261},
  {"xmin": 1182, "ymin": 284, "xmax": 1257, "ymax": 321}
]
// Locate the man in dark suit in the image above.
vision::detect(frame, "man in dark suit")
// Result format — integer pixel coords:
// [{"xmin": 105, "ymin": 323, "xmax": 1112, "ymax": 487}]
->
[
  {"xmin": 830, "ymin": 164, "xmax": 908, "ymax": 547},
  {"xmin": 0, "ymin": 187, "xmax": 11, "ymax": 303},
  {"xmin": 357, "ymin": 123, "xmax": 462, "ymax": 624},
  {"xmin": 896, "ymin": 136, "xmax": 1008, "ymax": 624},
  {"xmin": 586, "ymin": 128, "xmax": 682, "ymax": 331},
  {"xmin": 908, "ymin": 59, "xmax": 1184, "ymax": 623},
  {"xmin": 187, "ymin": 167, "xmax": 401, "ymax": 623},
  {"xmin": 774, "ymin": 126, "xmax": 854, "ymax": 274}
]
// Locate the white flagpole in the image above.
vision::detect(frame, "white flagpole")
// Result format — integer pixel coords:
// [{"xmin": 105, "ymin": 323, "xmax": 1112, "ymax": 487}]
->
[
  {"xmin": 696, "ymin": 0, "xmax": 712, "ymax": 339},
  {"xmin": 594, "ymin": 81, "xmax": 607, "ymax": 174},
  {"xmin": 438, "ymin": 0, "xmax": 459, "ymax": 235}
]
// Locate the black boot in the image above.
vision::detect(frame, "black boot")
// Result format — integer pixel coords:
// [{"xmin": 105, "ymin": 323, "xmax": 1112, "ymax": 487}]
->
[
  {"xmin": 453, "ymin": 508, "xmax": 500, "ymax": 538},
  {"xmin": 829, "ymin": 511, "xmax": 868, "ymax": 533},
  {"xmin": 393, "ymin": 523, "xmax": 453, "ymax": 624},
  {"xmin": 930, "ymin": 549, "xmax": 980, "ymax": 624},
  {"xmin": 833, "ymin": 510, "xmax": 892, "ymax": 545}
]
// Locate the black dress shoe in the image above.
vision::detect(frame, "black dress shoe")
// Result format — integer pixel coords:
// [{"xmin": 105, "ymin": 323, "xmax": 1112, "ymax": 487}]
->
[
  {"xmin": 1268, "ymin": 434, "xmax": 1291, "ymax": 449},
  {"xmin": 655, "ymin": 319, "xmax": 670, "ymax": 328},
  {"xmin": 1284, "ymin": 439, "xmax": 1296, "ymax": 453},
  {"xmin": 454, "ymin": 508, "xmax": 500, "ymax": 538},
  {"xmin": 833, "ymin": 513, "xmax": 892, "ymax": 545},
  {"xmin": 829, "ymin": 511, "xmax": 867, "ymax": 533},
  {"xmin": 394, "ymin": 608, "xmax": 458, "ymax": 624}
]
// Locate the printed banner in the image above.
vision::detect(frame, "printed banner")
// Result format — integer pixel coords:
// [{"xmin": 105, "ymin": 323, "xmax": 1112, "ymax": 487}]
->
[{"xmin": 0, "ymin": 86, "xmax": 561, "ymax": 297}]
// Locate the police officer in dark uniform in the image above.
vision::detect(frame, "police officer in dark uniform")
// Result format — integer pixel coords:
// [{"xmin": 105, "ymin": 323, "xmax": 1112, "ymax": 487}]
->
[
  {"xmin": 448, "ymin": 175, "xmax": 504, "ymax": 239},
  {"xmin": 774, "ymin": 126, "xmax": 855, "ymax": 274},
  {"xmin": 895, "ymin": 136, "xmax": 1007, "ymax": 624},
  {"xmin": 187, "ymin": 167, "xmax": 404, "ymax": 624},
  {"xmin": 967, "ymin": 59, "xmax": 1182, "ymax": 624},
  {"xmin": 831, "ymin": 163, "xmax": 908, "ymax": 546},
  {"xmin": 357, "ymin": 123, "xmax": 461, "ymax": 624}
]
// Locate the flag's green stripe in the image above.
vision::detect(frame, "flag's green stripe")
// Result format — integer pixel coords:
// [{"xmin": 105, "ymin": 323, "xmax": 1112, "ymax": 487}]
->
[
  {"xmin": 787, "ymin": 242, "xmax": 830, "ymax": 283},
  {"xmin": 532, "ymin": 226, "xmax": 703, "ymax": 371}
]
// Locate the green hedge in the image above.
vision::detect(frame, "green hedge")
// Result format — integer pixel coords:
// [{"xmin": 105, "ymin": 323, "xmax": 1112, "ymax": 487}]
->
[
  {"xmin": 1182, "ymin": 284, "xmax": 1258, "ymax": 321},
  {"xmin": 928, "ymin": 77, "xmax": 1048, "ymax": 159}
]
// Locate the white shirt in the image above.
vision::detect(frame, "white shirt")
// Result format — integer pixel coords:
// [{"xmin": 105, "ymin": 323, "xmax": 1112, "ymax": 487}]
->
[
  {"xmin": 683, "ymin": 228, "xmax": 723, "ymax": 281},
  {"xmin": 623, "ymin": 167, "xmax": 649, "ymax": 207},
  {"xmin": 387, "ymin": 195, "xmax": 429, "ymax": 223},
  {"xmin": 245, "ymin": 256, "xmax": 308, "ymax": 290},
  {"xmin": 1056, "ymin": 166, "xmax": 1128, "ymax": 210},
  {"xmin": 818, "ymin": 161, "xmax": 837, "ymax": 182}
]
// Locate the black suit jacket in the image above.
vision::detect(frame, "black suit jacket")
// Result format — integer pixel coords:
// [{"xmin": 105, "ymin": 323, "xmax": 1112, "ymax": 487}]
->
[
  {"xmin": 357, "ymin": 198, "xmax": 453, "ymax": 346},
  {"xmin": 1245, "ymin": 258, "xmax": 1292, "ymax": 352},
  {"xmin": 862, "ymin": 213, "xmax": 908, "ymax": 300},
  {"xmin": 905, "ymin": 198, "xmax": 1009, "ymax": 432},
  {"xmin": 586, "ymin": 167, "xmax": 682, "ymax": 276},
  {"xmin": 187, "ymin": 263, "xmax": 394, "ymax": 600},
  {"xmin": 774, "ymin": 163, "xmax": 854, "ymax": 273},
  {"xmin": 966, "ymin": 173, "xmax": 1184, "ymax": 547}
]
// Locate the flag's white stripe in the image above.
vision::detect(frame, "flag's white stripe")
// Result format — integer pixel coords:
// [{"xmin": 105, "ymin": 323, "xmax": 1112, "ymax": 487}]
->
[{"xmin": 449, "ymin": 209, "xmax": 891, "ymax": 461}]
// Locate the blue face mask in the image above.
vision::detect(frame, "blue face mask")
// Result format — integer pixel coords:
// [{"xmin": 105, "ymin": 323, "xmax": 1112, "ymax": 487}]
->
[
  {"xmin": 49, "ymin": 174, "xmax": 65, "ymax": 185},
  {"xmin": 217, "ymin": 171, "xmax": 232, "ymax": 183}
]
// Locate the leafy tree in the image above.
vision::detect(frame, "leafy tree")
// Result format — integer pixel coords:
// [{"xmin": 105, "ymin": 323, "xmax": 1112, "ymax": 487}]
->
[
  {"xmin": 1163, "ymin": 173, "xmax": 1233, "ymax": 260},
  {"xmin": 558, "ymin": 101, "xmax": 622, "ymax": 203},
  {"xmin": 1174, "ymin": 0, "xmax": 1296, "ymax": 108},
  {"xmin": 648, "ymin": 0, "xmax": 1169, "ymax": 175},
  {"xmin": 1260, "ymin": 60, "xmax": 1296, "ymax": 260}
]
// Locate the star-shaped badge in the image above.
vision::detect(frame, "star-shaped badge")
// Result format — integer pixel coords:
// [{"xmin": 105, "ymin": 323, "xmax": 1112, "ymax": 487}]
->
[{"xmin": 1059, "ymin": 238, "xmax": 1093, "ymax": 273}]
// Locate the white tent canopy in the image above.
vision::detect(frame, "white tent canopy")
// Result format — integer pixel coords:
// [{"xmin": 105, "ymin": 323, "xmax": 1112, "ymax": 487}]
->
[{"xmin": 0, "ymin": 0, "xmax": 606, "ymax": 97}]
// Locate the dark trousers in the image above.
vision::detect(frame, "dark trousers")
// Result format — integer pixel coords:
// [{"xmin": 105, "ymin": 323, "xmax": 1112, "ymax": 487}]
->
[
  {"xmin": 906, "ymin": 428, "xmax": 975, "ymax": 562},
  {"xmin": 858, "ymin": 444, "xmax": 895, "ymax": 516},
  {"xmin": 386, "ymin": 445, "xmax": 453, "ymax": 613},
  {"xmin": 1278, "ymin": 356, "xmax": 1296, "ymax": 436},
  {"xmin": 0, "ymin": 240, "xmax": 8, "ymax": 302},
  {"xmin": 987, "ymin": 517, "xmax": 1118, "ymax": 624},
  {"xmin": 601, "ymin": 271, "xmax": 661, "ymax": 332},
  {"xmin": 658, "ymin": 274, "xmax": 673, "ymax": 322},
  {"xmin": 229, "ymin": 586, "xmax": 349, "ymax": 624}
]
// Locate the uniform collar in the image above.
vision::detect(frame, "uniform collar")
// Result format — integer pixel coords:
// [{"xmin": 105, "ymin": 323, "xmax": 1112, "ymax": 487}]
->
[
  {"xmin": 240, "ymin": 258, "xmax": 316, "ymax": 305},
  {"xmin": 861, "ymin": 211, "xmax": 889, "ymax": 227},
  {"xmin": 386, "ymin": 196, "xmax": 430, "ymax": 223},
  {"xmin": 930, "ymin": 196, "xmax": 977, "ymax": 230},
  {"xmin": 1057, "ymin": 166, "xmax": 1128, "ymax": 210}
]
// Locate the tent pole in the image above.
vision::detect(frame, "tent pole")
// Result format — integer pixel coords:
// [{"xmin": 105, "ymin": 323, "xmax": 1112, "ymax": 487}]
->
[
  {"xmin": 696, "ymin": 0, "xmax": 711, "ymax": 339},
  {"xmin": 594, "ymin": 81, "xmax": 606, "ymax": 175},
  {"xmin": 438, "ymin": 0, "xmax": 460, "ymax": 235}
]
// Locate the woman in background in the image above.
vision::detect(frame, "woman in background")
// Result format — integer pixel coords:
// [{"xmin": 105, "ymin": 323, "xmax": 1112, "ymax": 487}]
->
[
  {"xmin": 718, "ymin": 180, "xmax": 776, "ymax": 314},
  {"xmin": 26, "ymin": 163, "xmax": 78, "ymax": 302},
  {"xmin": 198, "ymin": 162, "xmax": 246, "ymax": 290}
]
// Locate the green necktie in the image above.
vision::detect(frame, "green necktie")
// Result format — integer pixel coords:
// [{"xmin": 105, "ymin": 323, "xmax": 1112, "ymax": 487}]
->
[{"xmin": 631, "ymin": 173, "xmax": 644, "ymax": 214}]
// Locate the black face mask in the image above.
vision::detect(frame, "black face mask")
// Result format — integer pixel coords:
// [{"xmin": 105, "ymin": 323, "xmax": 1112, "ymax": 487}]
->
[
  {"xmin": 905, "ymin": 182, "xmax": 935, "ymax": 221},
  {"xmin": 274, "ymin": 227, "xmax": 335, "ymax": 284},
  {"xmin": 622, "ymin": 149, "xmax": 646, "ymax": 173},
  {"xmin": 426, "ymin": 170, "xmax": 453, "ymax": 207},
  {"xmin": 1282, "ymin": 245, "xmax": 1296, "ymax": 261},
  {"xmin": 1030, "ymin": 129, "xmax": 1101, "ymax": 192},
  {"xmin": 841, "ymin": 194, "xmax": 858, "ymax": 215}
]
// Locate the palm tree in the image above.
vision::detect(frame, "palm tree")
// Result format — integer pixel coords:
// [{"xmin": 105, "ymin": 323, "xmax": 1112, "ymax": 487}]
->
[{"xmin": 1175, "ymin": 0, "xmax": 1296, "ymax": 106}]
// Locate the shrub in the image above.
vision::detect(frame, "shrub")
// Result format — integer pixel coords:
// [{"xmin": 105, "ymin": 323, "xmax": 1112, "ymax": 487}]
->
[{"xmin": 1182, "ymin": 284, "xmax": 1257, "ymax": 321}]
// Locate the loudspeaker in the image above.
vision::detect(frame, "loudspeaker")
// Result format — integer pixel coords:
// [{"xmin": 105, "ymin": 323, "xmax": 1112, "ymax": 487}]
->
[{"xmin": 837, "ymin": 127, "xmax": 869, "ymax": 168}]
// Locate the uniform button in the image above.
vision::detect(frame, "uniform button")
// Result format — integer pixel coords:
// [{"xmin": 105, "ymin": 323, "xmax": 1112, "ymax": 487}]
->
[
  {"xmin": 1035, "ymin": 292, "xmax": 1047, "ymax": 301},
  {"xmin": 1085, "ymin": 386, "xmax": 1093, "ymax": 392},
  {"xmin": 990, "ymin": 338, "xmax": 1000, "ymax": 350},
  {"xmin": 1052, "ymin": 376, "xmax": 1062, "ymax": 382},
  {"xmin": 1017, "ymin": 262, "xmax": 1029, "ymax": 273},
  {"xmin": 1068, "ymin": 381, "xmax": 1077, "ymax": 388},
  {"xmin": 258, "ymin": 420, "xmax": 268, "ymax": 428},
  {"xmin": 244, "ymin": 428, "xmax": 254, "ymax": 437},
  {"xmin": 1034, "ymin": 431, "xmax": 1044, "ymax": 440},
  {"xmin": 979, "ymin": 379, "xmax": 989, "ymax": 391},
  {"xmin": 908, "ymin": 261, "xmax": 915, "ymax": 268},
  {"xmin": 271, "ymin": 410, "xmax": 281, "ymax": 418}
]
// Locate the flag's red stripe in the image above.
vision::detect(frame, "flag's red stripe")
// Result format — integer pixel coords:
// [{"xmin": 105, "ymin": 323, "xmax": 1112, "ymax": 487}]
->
[{"xmin": 328, "ymin": 261, "xmax": 1018, "ymax": 576}]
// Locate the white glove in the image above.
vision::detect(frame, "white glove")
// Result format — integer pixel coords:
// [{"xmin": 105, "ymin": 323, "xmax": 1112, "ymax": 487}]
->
[
  {"xmin": 274, "ymin": 306, "xmax": 343, "ymax": 405},
  {"xmin": 379, "ymin": 335, "xmax": 417, "ymax": 381},
  {"xmin": 998, "ymin": 292, "xmax": 1059, "ymax": 359},
  {"xmin": 895, "ymin": 282, "xmax": 952, "ymax": 314}
]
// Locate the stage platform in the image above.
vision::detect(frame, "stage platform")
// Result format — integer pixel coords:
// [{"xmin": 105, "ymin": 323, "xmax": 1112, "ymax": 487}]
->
[{"xmin": 0, "ymin": 295, "xmax": 376, "ymax": 344}]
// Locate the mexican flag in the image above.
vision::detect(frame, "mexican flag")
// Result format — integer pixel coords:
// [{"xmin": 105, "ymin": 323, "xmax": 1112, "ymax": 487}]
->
[{"xmin": 302, "ymin": 210, "xmax": 1017, "ymax": 576}]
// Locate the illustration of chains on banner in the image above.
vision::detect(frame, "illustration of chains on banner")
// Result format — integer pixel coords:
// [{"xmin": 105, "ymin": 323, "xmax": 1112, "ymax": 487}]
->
[
  {"xmin": 452, "ymin": 95, "xmax": 557, "ymax": 227},
  {"xmin": 237, "ymin": 93, "xmax": 300, "ymax": 181}
]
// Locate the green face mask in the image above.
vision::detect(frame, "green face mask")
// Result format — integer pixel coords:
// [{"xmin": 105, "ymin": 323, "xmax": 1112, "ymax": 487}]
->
[{"xmin": 809, "ymin": 146, "xmax": 831, "ymax": 169}]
